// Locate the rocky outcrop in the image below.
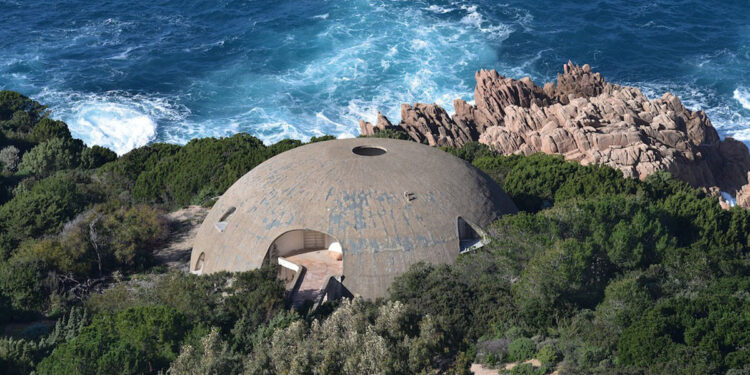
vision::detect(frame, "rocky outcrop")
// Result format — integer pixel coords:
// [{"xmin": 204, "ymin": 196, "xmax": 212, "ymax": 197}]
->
[
  {"xmin": 737, "ymin": 173, "xmax": 750, "ymax": 208},
  {"xmin": 359, "ymin": 111, "xmax": 398, "ymax": 136},
  {"xmin": 360, "ymin": 61, "xmax": 750, "ymax": 208}
]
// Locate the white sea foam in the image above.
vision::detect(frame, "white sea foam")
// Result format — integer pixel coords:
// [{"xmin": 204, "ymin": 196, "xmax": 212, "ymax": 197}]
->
[
  {"xmin": 39, "ymin": 90, "xmax": 188, "ymax": 154},
  {"xmin": 3, "ymin": 0, "xmax": 522, "ymax": 152},
  {"xmin": 731, "ymin": 128, "xmax": 750, "ymax": 142},
  {"xmin": 721, "ymin": 192, "xmax": 737, "ymax": 207},
  {"xmin": 425, "ymin": 5, "xmax": 454, "ymax": 14},
  {"xmin": 73, "ymin": 103, "xmax": 156, "ymax": 155},
  {"xmin": 734, "ymin": 87, "xmax": 750, "ymax": 110},
  {"xmin": 459, "ymin": 4, "xmax": 513, "ymax": 40}
]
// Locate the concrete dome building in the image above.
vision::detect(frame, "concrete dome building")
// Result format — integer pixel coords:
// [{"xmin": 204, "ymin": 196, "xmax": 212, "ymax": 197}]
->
[{"xmin": 190, "ymin": 138, "xmax": 517, "ymax": 301}]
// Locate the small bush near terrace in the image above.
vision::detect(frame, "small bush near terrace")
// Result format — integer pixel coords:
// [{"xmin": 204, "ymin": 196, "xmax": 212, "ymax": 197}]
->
[{"xmin": 0, "ymin": 91, "xmax": 749, "ymax": 374}]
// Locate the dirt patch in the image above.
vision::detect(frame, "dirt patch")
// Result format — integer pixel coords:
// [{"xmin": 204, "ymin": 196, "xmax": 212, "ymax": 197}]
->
[
  {"xmin": 504, "ymin": 359, "xmax": 542, "ymax": 370},
  {"xmin": 470, "ymin": 363, "xmax": 499, "ymax": 374},
  {"xmin": 470, "ymin": 358, "xmax": 547, "ymax": 374},
  {"xmin": 153, "ymin": 205, "xmax": 208, "ymax": 271}
]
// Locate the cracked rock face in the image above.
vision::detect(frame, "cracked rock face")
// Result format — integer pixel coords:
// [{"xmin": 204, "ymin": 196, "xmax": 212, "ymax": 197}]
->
[{"xmin": 361, "ymin": 61, "xmax": 750, "ymax": 208}]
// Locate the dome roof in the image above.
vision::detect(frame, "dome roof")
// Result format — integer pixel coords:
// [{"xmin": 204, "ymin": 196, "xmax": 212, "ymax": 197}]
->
[{"xmin": 190, "ymin": 138, "xmax": 517, "ymax": 298}]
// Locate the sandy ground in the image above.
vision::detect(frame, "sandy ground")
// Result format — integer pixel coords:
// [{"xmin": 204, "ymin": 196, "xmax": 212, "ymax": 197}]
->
[
  {"xmin": 470, "ymin": 363, "xmax": 499, "ymax": 375},
  {"xmin": 470, "ymin": 359, "xmax": 550, "ymax": 374},
  {"xmin": 153, "ymin": 205, "xmax": 208, "ymax": 271}
]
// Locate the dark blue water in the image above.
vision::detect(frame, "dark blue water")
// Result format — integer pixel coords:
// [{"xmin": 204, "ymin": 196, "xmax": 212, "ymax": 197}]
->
[{"xmin": 1, "ymin": 0, "xmax": 748, "ymax": 154}]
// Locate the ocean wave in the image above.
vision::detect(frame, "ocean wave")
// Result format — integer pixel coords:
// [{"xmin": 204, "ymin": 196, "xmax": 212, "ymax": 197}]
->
[
  {"xmin": 425, "ymin": 5, "xmax": 455, "ymax": 14},
  {"xmin": 459, "ymin": 4, "xmax": 514, "ymax": 40},
  {"xmin": 721, "ymin": 192, "xmax": 737, "ymax": 206},
  {"xmin": 734, "ymin": 87, "xmax": 750, "ymax": 110},
  {"xmin": 170, "ymin": 0, "xmax": 506, "ymax": 146},
  {"xmin": 731, "ymin": 128, "xmax": 750, "ymax": 142},
  {"xmin": 38, "ymin": 90, "xmax": 188, "ymax": 155}
]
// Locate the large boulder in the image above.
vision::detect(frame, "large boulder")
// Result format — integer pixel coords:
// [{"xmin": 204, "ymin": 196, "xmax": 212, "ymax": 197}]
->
[{"xmin": 361, "ymin": 62, "xmax": 750, "ymax": 208}]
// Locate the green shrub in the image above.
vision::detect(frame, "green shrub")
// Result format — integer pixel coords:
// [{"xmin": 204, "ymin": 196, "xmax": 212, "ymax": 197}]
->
[
  {"xmin": 36, "ymin": 306, "xmax": 192, "ymax": 375},
  {"xmin": 12, "ymin": 238, "xmax": 90, "ymax": 275},
  {"xmin": 97, "ymin": 143, "xmax": 181, "ymax": 191},
  {"xmin": 87, "ymin": 267, "xmax": 285, "ymax": 334},
  {"xmin": 594, "ymin": 273, "xmax": 655, "ymax": 335},
  {"xmin": 537, "ymin": 344, "xmax": 561, "ymax": 367},
  {"xmin": 0, "ymin": 146, "xmax": 20, "ymax": 173},
  {"xmin": 0, "ymin": 257, "xmax": 49, "ymax": 312},
  {"xmin": 93, "ymin": 204, "xmax": 169, "ymax": 269},
  {"xmin": 29, "ymin": 118, "xmax": 71, "ymax": 143},
  {"xmin": 17, "ymin": 137, "xmax": 83, "ymax": 176},
  {"xmin": 129, "ymin": 134, "xmax": 299, "ymax": 206},
  {"xmin": 80, "ymin": 145, "xmax": 117, "ymax": 169},
  {"xmin": 0, "ymin": 337, "xmax": 41, "ymax": 375},
  {"xmin": 0, "ymin": 172, "xmax": 94, "ymax": 255},
  {"xmin": 508, "ymin": 337, "xmax": 536, "ymax": 362},
  {"xmin": 244, "ymin": 299, "xmax": 450, "ymax": 375},
  {"xmin": 310, "ymin": 135, "xmax": 336, "ymax": 142},
  {"xmin": 168, "ymin": 327, "xmax": 241, "ymax": 375},
  {"xmin": 0, "ymin": 91, "xmax": 46, "ymax": 124},
  {"xmin": 617, "ymin": 283, "xmax": 750, "ymax": 370},
  {"xmin": 363, "ymin": 128, "xmax": 411, "ymax": 140},
  {"xmin": 509, "ymin": 363, "xmax": 544, "ymax": 375},
  {"xmin": 475, "ymin": 338, "xmax": 511, "ymax": 367},
  {"xmin": 3, "ymin": 111, "xmax": 34, "ymax": 134}
]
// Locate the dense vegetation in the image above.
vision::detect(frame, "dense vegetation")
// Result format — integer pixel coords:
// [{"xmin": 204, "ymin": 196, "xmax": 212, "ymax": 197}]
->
[{"xmin": 0, "ymin": 90, "xmax": 748, "ymax": 374}]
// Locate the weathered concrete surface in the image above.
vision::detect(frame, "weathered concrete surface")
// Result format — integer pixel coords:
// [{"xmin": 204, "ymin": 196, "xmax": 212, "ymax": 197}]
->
[
  {"xmin": 191, "ymin": 138, "xmax": 517, "ymax": 299},
  {"xmin": 286, "ymin": 250, "xmax": 343, "ymax": 307}
]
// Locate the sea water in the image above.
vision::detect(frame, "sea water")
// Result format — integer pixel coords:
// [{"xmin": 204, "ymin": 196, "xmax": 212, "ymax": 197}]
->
[{"xmin": 1, "ymin": 0, "xmax": 748, "ymax": 154}]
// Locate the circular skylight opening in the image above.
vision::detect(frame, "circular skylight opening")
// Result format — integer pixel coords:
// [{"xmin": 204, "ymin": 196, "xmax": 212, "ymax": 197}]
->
[{"xmin": 352, "ymin": 145, "xmax": 387, "ymax": 156}]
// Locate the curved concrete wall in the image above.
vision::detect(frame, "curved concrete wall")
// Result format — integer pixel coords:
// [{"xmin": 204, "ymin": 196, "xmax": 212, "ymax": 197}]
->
[{"xmin": 191, "ymin": 138, "xmax": 517, "ymax": 299}]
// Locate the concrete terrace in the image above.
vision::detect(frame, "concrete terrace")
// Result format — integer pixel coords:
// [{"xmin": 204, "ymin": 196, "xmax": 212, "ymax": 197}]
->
[{"xmin": 285, "ymin": 250, "xmax": 343, "ymax": 307}]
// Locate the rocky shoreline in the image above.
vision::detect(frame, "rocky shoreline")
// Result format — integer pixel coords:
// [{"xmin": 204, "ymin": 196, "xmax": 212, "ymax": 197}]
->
[{"xmin": 360, "ymin": 62, "xmax": 750, "ymax": 208}]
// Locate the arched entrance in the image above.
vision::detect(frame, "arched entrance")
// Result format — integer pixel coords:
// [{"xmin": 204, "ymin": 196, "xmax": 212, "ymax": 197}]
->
[{"xmin": 268, "ymin": 230, "xmax": 346, "ymax": 308}]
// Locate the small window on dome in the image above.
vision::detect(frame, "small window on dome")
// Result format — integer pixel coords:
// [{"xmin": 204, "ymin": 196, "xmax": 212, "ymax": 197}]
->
[{"xmin": 215, "ymin": 206, "xmax": 236, "ymax": 232}]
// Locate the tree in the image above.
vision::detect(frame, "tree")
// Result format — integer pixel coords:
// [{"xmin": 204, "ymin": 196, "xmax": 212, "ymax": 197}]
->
[
  {"xmin": 243, "ymin": 299, "xmax": 454, "ymax": 375},
  {"xmin": 17, "ymin": 138, "xmax": 82, "ymax": 176},
  {"xmin": 0, "ymin": 257, "xmax": 49, "ymax": 312},
  {"xmin": 0, "ymin": 146, "xmax": 20, "ymax": 173},
  {"xmin": 0, "ymin": 172, "xmax": 91, "ymax": 255},
  {"xmin": 168, "ymin": 328, "xmax": 241, "ymax": 375},
  {"xmin": 36, "ymin": 306, "xmax": 192, "ymax": 375},
  {"xmin": 29, "ymin": 118, "xmax": 72, "ymax": 143},
  {"xmin": 80, "ymin": 145, "xmax": 117, "ymax": 169},
  {"xmin": 0, "ymin": 91, "xmax": 46, "ymax": 124}
]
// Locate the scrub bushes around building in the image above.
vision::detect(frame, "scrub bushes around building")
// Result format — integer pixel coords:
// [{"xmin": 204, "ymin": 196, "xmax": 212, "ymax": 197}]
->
[
  {"xmin": 385, "ymin": 142, "xmax": 750, "ymax": 374},
  {"xmin": 1, "ymin": 91, "xmax": 749, "ymax": 374}
]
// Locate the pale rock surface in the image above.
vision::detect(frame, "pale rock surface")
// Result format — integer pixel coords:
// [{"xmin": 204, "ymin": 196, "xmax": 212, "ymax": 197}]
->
[
  {"xmin": 736, "ymin": 173, "xmax": 750, "ymax": 208},
  {"xmin": 362, "ymin": 61, "xmax": 750, "ymax": 208}
]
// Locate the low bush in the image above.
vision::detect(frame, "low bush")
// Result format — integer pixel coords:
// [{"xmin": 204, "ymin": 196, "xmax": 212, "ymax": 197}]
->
[{"xmin": 508, "ymin": 337, "xmax": 536, "ymax": 362}]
